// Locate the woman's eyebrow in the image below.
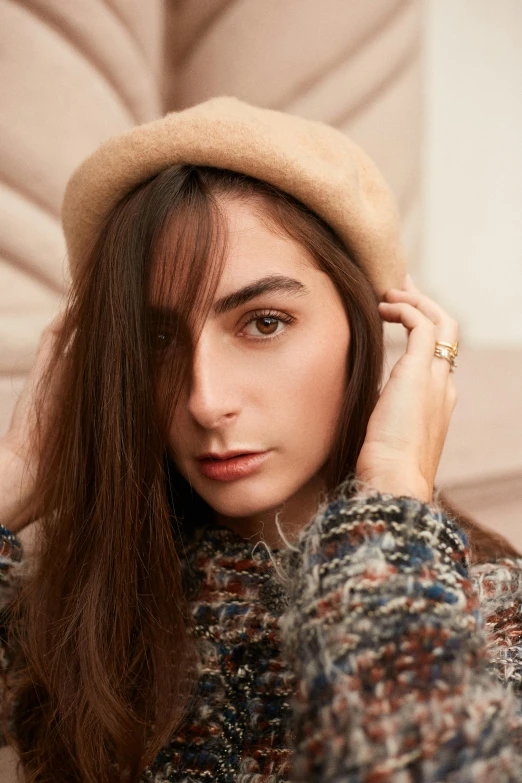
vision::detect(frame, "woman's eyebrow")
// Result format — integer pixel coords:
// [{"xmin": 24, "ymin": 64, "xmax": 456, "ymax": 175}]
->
[{"xmin": 213, "ymin": 275, "xmax": 308, "ymax": 316}]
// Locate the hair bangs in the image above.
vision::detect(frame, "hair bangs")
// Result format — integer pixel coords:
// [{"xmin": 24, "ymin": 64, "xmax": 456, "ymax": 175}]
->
[{"xmin": 135, "ymin": 166, "xmax": 228, "ymax": 439}]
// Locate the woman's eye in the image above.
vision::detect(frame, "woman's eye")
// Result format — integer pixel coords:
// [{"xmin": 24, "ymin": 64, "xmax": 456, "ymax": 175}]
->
[
  {"xmin": 251, "ymin": 317, "xmax": 281, "ymax": 336},
  {"xmin": 241, "ymin": 311, "xmax": 294, "ymax": 339},
  {"xmin": 149, "ymin": 330, "xmax": 176, "ymax": 353}
]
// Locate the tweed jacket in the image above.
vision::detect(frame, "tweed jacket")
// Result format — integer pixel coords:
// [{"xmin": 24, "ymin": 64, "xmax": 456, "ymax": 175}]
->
[{"xmin": 2, "ymin": 491, "xmax": 522, "ymax": 782}]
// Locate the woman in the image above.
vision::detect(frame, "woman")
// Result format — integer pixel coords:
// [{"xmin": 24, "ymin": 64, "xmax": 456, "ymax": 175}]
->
[{"xmin": 1, "ymin": 97, "xmax": 521, "ymax": 783}]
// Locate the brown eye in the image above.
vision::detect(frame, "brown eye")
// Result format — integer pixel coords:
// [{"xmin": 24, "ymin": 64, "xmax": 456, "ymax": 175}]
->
[
  {"xmin": 256, "ymin": 317, "xmax": 279, "ymax": 335},
  {"xmin": 155, "ymin": 333, "xmax": 171, "ymax": 348},
  {"xmin": 149, "ymin": 330, "xmax": 175, "ymax": 353},
  {"xmin": 242, "ymin": 310, "xmax": 294, "ymax": 340}
]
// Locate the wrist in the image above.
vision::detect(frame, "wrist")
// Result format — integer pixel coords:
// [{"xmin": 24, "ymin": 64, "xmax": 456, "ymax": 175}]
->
[{"xmin": 356, "ymin": 472, "xmax": 432, "ymax": 504}]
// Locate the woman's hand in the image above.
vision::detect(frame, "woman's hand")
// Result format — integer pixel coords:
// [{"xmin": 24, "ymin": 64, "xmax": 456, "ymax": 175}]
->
[
  {"xmin": 0, "ymin": 312, "xmax": 66, "ymax": 532},
  {"xmin": 355, "ymin": 275, "xmax": 459, "ymax": 504}
]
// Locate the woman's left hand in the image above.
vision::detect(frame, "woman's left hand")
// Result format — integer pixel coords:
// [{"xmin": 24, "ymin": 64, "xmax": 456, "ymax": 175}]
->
[{"xmin": 355, "ymin": 275, "xmax": 459, "ymax": 504}]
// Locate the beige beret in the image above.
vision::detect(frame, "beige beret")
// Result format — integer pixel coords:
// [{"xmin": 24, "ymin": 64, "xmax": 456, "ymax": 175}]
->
[{"xmin": 62, "ymin": 96, "xmax": 406, "ymax": 298}]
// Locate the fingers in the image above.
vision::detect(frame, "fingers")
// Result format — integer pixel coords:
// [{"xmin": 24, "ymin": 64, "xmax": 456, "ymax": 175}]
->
[
  {"xmin": 384, "ymin": 288, "xmax": 445, "ymax": 329},
  {"xmin": 364, "ymin": 277, "xmax": 459, "ymax": 500},
  {"xmin": 380, "ymin": 280, "xmax": 459, "ymax": 376},
  {"xmin": 378, "ymin": 300, "xmax": 437, "ymax": 368},
  {"xmin": 29, "ymin": 311, "xmax": 68, "ymax": 385},
  {"xmin": 379, "ymin": 281, "xmax": 460, "ymax": 422},
  {"xmin": 384, "ymin": 281, "xmax": 457, "ymax": 334},
  {"xmin": 17, "ymin": 311, "xmax": 70, "ymax": 413}
]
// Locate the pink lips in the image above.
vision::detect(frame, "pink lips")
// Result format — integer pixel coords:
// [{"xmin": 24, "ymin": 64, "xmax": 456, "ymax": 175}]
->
[{"xmin": 197, "ymin": 451, "xmax": 270, "ymax": 481}]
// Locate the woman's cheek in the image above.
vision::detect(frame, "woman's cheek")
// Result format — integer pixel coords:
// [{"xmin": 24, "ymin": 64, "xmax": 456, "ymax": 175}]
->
[
  {"xmin": 301, "ymin": 328, "xmax": 349, "ymax": 447},
  {"xmin": 276, "ymin": 330, "xmax": 347, "ymax": 449}
]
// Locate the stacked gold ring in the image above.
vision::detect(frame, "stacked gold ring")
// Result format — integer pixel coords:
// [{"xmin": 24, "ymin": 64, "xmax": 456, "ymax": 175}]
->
[{"xmin": 434, "ymin": 341, "xmax": 459, "ymax": 372}]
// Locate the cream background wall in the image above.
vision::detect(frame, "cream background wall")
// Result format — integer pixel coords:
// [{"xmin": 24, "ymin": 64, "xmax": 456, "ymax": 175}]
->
[
  {"xmin": 418, "ymin": 0, "xmax": 522, "ymax": 542},
  {"xmin": 422, "ymin": 0, "xmax": 522, "ymax": 348}
]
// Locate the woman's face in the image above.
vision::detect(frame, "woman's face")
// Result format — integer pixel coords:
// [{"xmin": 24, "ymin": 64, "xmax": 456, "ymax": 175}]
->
[{"xmin": 164, "ymin": 198, "xmax": 350, "ymax": 533}]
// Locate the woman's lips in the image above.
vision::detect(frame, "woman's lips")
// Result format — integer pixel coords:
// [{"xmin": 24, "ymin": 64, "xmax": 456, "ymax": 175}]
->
[{"xmin": 197, "ymin": 451, "xmax": 270, "ymax": 481}]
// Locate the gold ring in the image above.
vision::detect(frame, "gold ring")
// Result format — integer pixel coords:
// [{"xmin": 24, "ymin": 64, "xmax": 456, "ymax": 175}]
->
[
  {"xmin": 436, "ymin": 340, "xmax": 459, "ymax": 357},
  {"xmin": 434, "ymin": 342, "xmax": 458, "ymax": 372}
]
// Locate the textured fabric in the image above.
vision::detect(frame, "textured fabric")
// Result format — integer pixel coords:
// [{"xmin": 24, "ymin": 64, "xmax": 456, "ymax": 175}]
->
[
  {"xmin": 61, "ymin": 97, "xmax": 406, "ymax": 297},
  {"xmin": 2, "ymin": 496, "xmax": 522, "ymax": 781},
  {"xmin": 0, "ymin": 525, "xmax": 23, "ymax": 601}
]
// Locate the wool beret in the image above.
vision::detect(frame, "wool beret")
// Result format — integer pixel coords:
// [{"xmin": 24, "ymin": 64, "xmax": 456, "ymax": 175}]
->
[{"xmin": 62, "ymin": 96, "xmax": 406, "ymax": 298}]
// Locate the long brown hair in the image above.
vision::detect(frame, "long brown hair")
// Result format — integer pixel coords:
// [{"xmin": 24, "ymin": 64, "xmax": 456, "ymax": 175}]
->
[{"xmin": 1, "ymin": 165, "xmax": 514, "ymax": 783}]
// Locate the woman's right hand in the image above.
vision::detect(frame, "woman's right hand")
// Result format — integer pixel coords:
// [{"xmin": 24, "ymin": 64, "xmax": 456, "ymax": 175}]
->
[{"xmin": 0, "ymin": 313, "xmax": 66, "ymax": 533}]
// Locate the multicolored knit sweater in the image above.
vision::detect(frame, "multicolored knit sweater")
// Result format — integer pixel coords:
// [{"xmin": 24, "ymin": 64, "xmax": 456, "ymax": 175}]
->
[{"xmin": 2, "ymin": 491, "xmax": 522, "ymax": 782}]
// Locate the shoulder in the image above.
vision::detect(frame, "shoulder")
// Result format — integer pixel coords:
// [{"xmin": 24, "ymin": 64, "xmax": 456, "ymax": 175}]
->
[{"xmin": 470, "ymin": 557, "xmax": 522, "ymax": 690}]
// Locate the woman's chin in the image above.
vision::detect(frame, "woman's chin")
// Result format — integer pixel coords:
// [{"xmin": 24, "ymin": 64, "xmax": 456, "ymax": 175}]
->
[{"xmin": 194, "ymin": 477, "xmax": 293, "ymax": 520}]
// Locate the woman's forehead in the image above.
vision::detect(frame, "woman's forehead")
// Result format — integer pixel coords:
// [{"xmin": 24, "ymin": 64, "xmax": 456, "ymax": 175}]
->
[
  {"xmin": 215, "ymin": 199, "xmax": 317, "ymax": 291},
  {"xmin": 149, "ymin": 197, "xmax": 318, "ymax": 310}
]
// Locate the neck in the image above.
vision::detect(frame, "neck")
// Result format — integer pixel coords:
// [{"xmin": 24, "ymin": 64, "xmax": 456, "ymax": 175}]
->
[{"xmin": 215, "ymin": 474, "xmax": 327, "ymax": 549}]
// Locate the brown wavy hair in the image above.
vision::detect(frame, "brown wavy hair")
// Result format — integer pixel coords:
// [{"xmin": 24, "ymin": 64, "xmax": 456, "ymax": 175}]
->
[{"xmin": 2, "ymin": 165, "xmax": 515, "ymax": 783}]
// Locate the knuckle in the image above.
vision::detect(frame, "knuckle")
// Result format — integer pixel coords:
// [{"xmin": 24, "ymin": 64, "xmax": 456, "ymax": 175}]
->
[
  {"xmin": 40, "ymin": 314, "xmax": 64, "ymax": 343},
  {"xmin": 38, "ymin": 329, "xmax": 53, "ymax": 348},
  {"xmin": 448, "ymin": 316, "xmax": 459, "ymax": 332},
  {"xmin": 423, "ymin": 319, "xmax": 436, "ymax": 336}
]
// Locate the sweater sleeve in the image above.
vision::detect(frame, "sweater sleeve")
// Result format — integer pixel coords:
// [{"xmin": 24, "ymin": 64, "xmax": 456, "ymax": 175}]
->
[
  {"xmin": 280, "ymin": 492, "xmax": 522, "ymax": 782},
  {"xmin": 0, "ymin": 525, "xmax": 23, "ymax": 609}
]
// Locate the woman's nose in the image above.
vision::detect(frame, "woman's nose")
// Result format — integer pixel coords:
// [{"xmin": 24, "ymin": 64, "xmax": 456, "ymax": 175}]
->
[{"xmin": 186, "ymin": 335, "xmax": 240, "ymax": 429}]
